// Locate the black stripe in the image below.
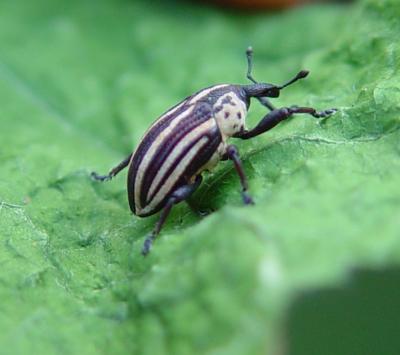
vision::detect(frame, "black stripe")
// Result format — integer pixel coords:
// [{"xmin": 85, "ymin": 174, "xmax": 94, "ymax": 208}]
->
[
  {"xmin": 146, "ymin": 128, "xmax": 210, "ymax": 204},
  {"xmin": 147, "ymin": 125, "xmax": 222, "ymax": 217},
  {"xmin": 185, "ymin": 125, "xmax": 222, "ymax": 178},
  {"xmin": 127, "ymin": 100, "xmax": 191, "ymax": 214},
  {"xmin": 140, "ymin": 102, "xmax": 214, "ymax": 207}
]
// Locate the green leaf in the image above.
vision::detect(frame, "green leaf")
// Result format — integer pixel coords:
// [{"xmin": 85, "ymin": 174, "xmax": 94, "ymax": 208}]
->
[{"xmin": 1, "ymin": 0, "xmax": 399, "ymax": 354}]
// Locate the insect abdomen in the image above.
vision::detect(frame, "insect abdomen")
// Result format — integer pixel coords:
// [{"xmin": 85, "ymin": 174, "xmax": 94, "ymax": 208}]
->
[{"xmin": 128, "ymin": 101, "xmax": 222, "ymax": 217}]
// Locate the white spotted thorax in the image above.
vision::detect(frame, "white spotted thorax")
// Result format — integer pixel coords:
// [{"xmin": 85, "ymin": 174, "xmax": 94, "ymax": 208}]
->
[{"xmin": 213, "ymin": 92, "xmax": 247, "ymax": 141}]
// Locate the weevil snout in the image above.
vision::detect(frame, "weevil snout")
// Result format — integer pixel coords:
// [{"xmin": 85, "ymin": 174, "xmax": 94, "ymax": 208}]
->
[
  {"xmin": 244, "ymin": 69, "xmax": 309, "ymax": 100},
  {"xmin": 243, "ymin": 83, "xmax": 281, "ymax": 98},
  {"xmin": 264, "ymin": 84, "xmax": 280, "ymax": 98}
]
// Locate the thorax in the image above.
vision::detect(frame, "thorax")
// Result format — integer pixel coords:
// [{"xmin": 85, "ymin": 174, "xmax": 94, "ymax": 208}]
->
[{"xmin": 211, "ymin": 90, "xmax": 248, "ymax": 141}]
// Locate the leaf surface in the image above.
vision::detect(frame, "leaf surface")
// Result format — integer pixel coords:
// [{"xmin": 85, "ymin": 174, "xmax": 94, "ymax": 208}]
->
[{"xmin": 0, "ymin": 0, "xmax": 399, "ymax": 354}]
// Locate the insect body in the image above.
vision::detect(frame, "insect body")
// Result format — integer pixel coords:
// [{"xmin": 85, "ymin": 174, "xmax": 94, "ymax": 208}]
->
[
  {"xmin": 92, "ymin": 47, "xmax": 336, "ymax": 255},
  {"xmin": 129, "ymin": 86, "xmax": 247, "ymax": 217}
]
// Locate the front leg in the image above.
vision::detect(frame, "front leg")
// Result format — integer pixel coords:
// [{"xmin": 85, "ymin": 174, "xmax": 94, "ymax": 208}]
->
[
  {"xmin": 223, "ymin": 145, "xmax": 254, "ymax": 205},
  {"xmin": 235, "ymin": 106, "xmax": 336, "ymax": 140}
]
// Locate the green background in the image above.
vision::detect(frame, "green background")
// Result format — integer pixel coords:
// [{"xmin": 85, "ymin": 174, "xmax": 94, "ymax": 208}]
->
[{"xmin": 0, "ymin": 0, "xmax": 399, "ymax": 354}]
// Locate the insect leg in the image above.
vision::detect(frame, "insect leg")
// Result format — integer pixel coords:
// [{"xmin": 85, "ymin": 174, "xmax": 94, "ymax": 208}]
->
[
  {"xmin": 142, "ymin": 175, "xmax": 202, "ymax": 256},
  {"xmin": 257, "ymin": 97, "xmax": 276, "ymax": 111},
  {"xmin": 184, "ymin": 176, "xmax": 214, "ymax": 217},
  {"xmin": 224, "ymin": 145, "xmax": 254, "ymax": 205},
  {"xmin": 235, "ymin": 106, "xmax": 336, "ymax": 140},
  {"xmin": 91, "ymin": 153, "xmax": 132, "ymax": 182}
]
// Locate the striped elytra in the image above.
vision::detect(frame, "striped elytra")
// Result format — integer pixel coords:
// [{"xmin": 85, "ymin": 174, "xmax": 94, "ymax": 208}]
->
[
  {"xmin": 128, "ymin": 84, "xmax": 249, "ymax": 217},
  {"xmin": 91, "ymin": 46, "xmax": 336, "ymax": 255}
]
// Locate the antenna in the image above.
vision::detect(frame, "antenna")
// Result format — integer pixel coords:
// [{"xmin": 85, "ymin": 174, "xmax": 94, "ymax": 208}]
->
[{"xmin": 279, "ymin": 70, "xmax": 309, "ymax": 89}]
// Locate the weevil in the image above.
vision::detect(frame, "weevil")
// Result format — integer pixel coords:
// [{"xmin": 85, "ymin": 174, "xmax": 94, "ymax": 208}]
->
[{"xmin": 92, "ymin": 47, "xmax": 336, "ymax": 255}]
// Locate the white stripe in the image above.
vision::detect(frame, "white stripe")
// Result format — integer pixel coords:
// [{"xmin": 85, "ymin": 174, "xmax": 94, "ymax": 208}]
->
[
  {"xmin": 143, "ymin": 99, "xmax": 187, "ymax": 136},
  {"xmin": 188, "ymin": 84, "xmax": 228, "ymax": 104},
  {"xmin": 146, "ymin": 119, "xmax": 215, "ymax": 202},
  {"xmin": 134, "ymin": 105, "xmax": 195, "ymax": 209},
  {"xmin": 139, "ymin": 136, "xmax": 209, "ymax": 215}
]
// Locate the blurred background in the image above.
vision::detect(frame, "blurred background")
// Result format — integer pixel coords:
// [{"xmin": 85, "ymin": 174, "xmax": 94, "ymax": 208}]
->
[{"xmin": 0, "ymin": 0, "xmax": 399, "ymax": 354}]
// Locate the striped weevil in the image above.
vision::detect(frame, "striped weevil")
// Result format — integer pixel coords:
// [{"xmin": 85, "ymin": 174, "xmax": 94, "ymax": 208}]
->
[{"xmin": 92, "ymin": 47, "xmax": 336, "ymax": 255}]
